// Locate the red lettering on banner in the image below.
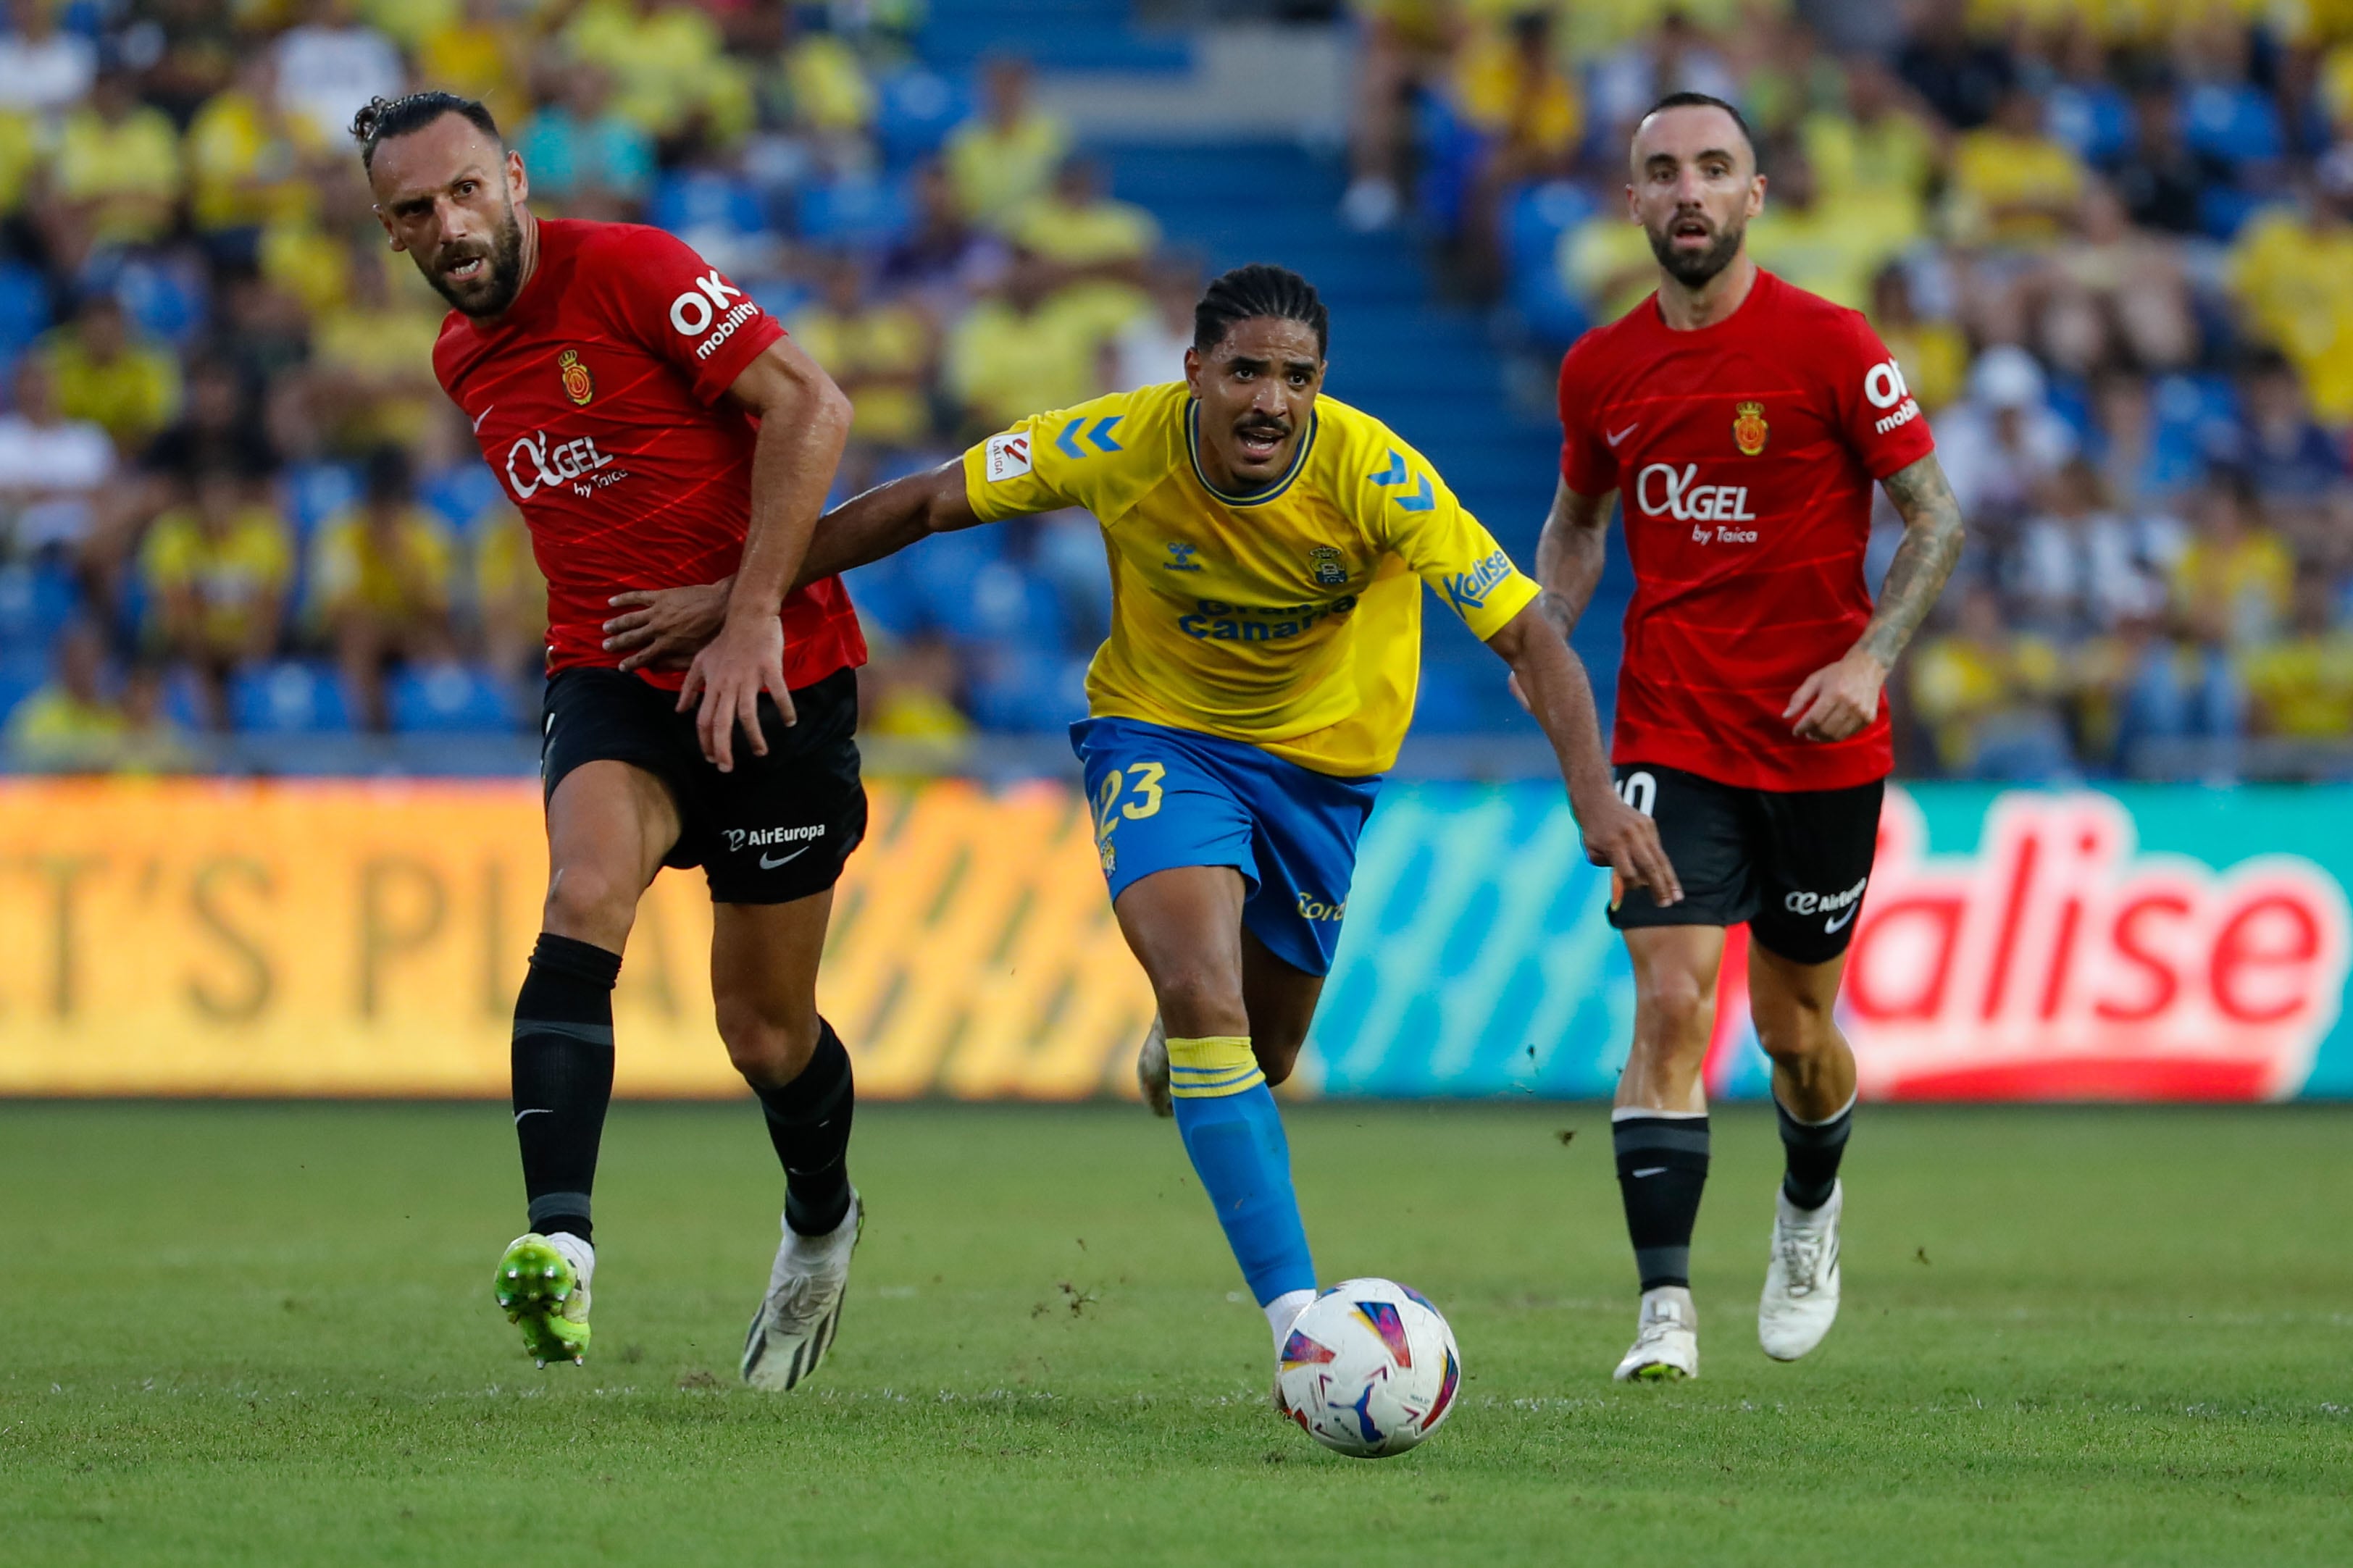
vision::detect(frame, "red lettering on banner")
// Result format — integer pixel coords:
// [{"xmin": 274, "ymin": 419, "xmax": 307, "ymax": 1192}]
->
[{"xmin": 1840, "ymin": 793, "xmax": 2349, "ymax": 1102}]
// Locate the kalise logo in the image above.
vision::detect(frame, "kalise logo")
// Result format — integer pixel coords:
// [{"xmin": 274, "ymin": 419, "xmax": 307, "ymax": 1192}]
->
[{"xmin": 1839, "ymin": 792, "xmax": 2349, "ymax": 1101}]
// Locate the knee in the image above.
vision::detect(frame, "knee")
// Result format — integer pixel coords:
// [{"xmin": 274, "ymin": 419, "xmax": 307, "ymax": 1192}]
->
[
  {"xmin": 1253, "ymin": 1024, "xmax": 1308, "ymax": 1089},
  {"xmin": 542, "ymin": 862, "xmax": 636, "ymax": 941},
  {"xmin": 1755, "ymin": 989, "xmax": 1839, "ymax": 1069},
  {"xmin": 1635, "ymin": 970, "xmax": 1715, "ymax": 1059},
  {"xmin": 1153, "ymin": 968, "xmax": 1248, "ymax": 1041},
  {"xmin": 715, "ymin": 998, "xmax": 819, "ymax": 1089}
]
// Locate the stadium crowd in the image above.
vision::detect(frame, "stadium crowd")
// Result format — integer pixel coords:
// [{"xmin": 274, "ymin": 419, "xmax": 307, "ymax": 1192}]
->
[
  {"xmin": 5, "ymin": 0, "xmax": 2352, "ymax": 781},
  {"xmin": 0, "ymin": 0, "xmax": 1166, "ymax": 771},
  {"xmin": 1368, "ymin": 0, "xmax": 2353, "ymax": 777}
]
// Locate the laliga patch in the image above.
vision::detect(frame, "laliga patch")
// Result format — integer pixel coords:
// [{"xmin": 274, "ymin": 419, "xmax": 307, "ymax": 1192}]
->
[{"xmin": 985, "ymin": 432, "xmax": 1032, "ymax": 482}]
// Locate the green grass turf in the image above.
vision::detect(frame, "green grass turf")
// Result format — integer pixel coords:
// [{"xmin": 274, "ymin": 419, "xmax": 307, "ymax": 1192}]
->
[{"xmin": 3, "ymin": 1102, "xmax": 2350, "ymax": 1566}]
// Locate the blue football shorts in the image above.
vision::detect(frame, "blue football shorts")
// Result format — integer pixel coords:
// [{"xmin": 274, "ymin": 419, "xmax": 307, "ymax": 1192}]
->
[{"xmin": 1070, "ymin": 715, "xmax": 1381, "ymax": 977}]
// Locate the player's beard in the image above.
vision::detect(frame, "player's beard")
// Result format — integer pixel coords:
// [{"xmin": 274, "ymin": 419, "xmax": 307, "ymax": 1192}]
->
[
  {"xmin": 425, "ymin": 204, "xmax": 527, "ymax": 318},
  {"xmin": 1647, "ymin": 209, "xmax": 1746, "ymax": 289}
]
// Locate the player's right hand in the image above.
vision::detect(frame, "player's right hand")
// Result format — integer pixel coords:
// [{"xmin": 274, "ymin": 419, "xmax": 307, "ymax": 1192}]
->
[
  {"xmin": 1573, "ymin": 791, "xmax": 1682, "ymax": 908},
  {"xmin": 604, "ymin": 579, "xmax": 732, "ymax": 672},
  {"xmin": 678, "ymin": 613, "xmax": 795, "ymax": 772}
]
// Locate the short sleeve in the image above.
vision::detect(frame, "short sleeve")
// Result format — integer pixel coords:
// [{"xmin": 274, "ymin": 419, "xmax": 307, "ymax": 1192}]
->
[
  {"xmin": 1830, "ymin": 310, "xmax": 1936, "ymax": 479},
  {"xmin": 1555, "ymin": 339, "xmax": 1618, "ymax": 495},
  {"xmin": 960, "ymin": 393, "xmax": 1129, "ymax": 524},
  {"xmin": 598, "ymin": 227, "xmax": 785, "ymax": 405},
  {"xmin": 1361, "ymin": 433, "xmax": 1542, "ymax": 640}
]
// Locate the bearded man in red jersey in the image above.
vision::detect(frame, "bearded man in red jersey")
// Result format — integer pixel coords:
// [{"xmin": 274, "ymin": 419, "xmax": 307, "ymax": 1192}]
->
[
  {"xmin": 1539, "ymin": 93, "xmax": 1965, "ymax": 1381},
  {"xmin": 358, "ymin": 92, "xmax": 869, "ymax": 1389}
]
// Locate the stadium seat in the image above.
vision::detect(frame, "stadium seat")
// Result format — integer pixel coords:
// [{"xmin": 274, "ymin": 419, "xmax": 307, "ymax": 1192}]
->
[
  {"xmin": 794, "ymin": 174, "xmax": 915, "ymax": 248},
  {"xmin": 388, "ymin": 662, "xmax": 522, "ymax": 734},
  {"xmin": 420, "ymin": 461, "xmax": 503, "ymax": 531},
  {"xmin": 102, "ymin": 253, "xmax": 207, "ymax": 347},
  {"xmin": 2179, "ymin": 83, "xmax": 2284, "ymax": 166},
  {"xmin": 0, "ymin": 561, "xmax": 82, "ymax": 647},
  {"xmin": 279, "ymin": 461, "xmax": 361, "ymax": 539},
  {"xmin": 873, "ymin": 66, "xmax": 969, "ymax": 167},
  {"xmin": 0, "ymin": 261, "xmax": 48, "ymax": 360},
  {"xmin": 650, "ymin": 169, "xmax": 769, "ymax": 240},
  {"xmin": 230, "ymin": 661, "xmax": 354, "ymax": 734},
  {"xmin": 0, "ymin": 649, "xmax": 46, "ymax": 728},
  {"xmin": 2046, "ymin": 82, "xmax": 2133, "ymax": 165},
  {"xmin": 966, "ymin": 645, "xmax": 1087, "ymax": 733}
]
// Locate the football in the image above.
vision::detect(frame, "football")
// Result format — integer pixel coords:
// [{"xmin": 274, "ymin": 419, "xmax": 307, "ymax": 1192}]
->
[{"xmin": 1276, "ymin": 1278, "xmax": 1463, "ymax": 1458}]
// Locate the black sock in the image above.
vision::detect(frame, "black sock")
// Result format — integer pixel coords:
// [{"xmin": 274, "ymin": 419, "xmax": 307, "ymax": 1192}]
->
[
  {"xmin": 1614, "ymin": 1115, "xmax": 1710, "ymax": 1291},
  {"xmin": 751, "ymin": 1018, "xmax": 856, "ymax": 1238},
  {"xmin": 511, "ymin": 933, "xmax": 621, "ymax": 1244},
  {"xmin": 1776, "ymin": 1093, "xmax": 1852, "ymax": 1211}
]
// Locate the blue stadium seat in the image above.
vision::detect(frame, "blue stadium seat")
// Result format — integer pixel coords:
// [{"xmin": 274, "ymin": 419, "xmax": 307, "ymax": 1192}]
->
[
  {"xmin": 388, "ymin": 663, "xmax": 521, "ymax": 734},
  {"xmin": 748, "ymin": 279, "xmax": 811, "ymax": 324},
  {"xmin": 795, "ymin": 174, "xmax": 914, "ymax": 248},
  {"xmin": 2198, "ymin": 185, "xmax": 2279, "ymax": 240},
  {"xmin": 0, "ymin": 650, "xmax": 46, "ymax": 729},
  {"xmin": 105, "ymin": 253, "xmax": 207, "ymax": 347},
  {"xmin": 0, "ymin": 261, "xmax": 49, "ymax": 359},
  {"xmin": 841, "ymin": 557, "xmax": 922, "ymax": 639},
  {"xmin": 231, "ymin": 661, "xmax": 353, "ymax": 734},
  {"xmin": 2179, "ymin": 83, "xmax": 2284, "ymax": 165},
  {"xmin": 421, "ymin": 461, "xmax": 503, "ymax": 530},
  {"xmin": 0, "ymin": 561, "xmax": 82, "ymax": 649},
  {"xmin": 280, "ymin": 461, "xmax": 360, "ymax": 538},
  {"xmin": 649, "ymin": 169, "xmax": 770, "ymax": 243},
  {"xmin": 966, "ymin": 646, "xmax": 1087, "ymax": 733},
  {"xmin": 2046, "ymin": 81, "xmax": 2133, "ymax": 165},
  {"xmin": 874, "ymin": 66, "xmax": 969, "ymax": 166}
]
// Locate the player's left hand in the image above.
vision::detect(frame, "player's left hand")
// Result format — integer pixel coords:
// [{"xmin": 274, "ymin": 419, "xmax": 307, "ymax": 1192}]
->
[
  {"xmin": 1785, "ymin": 649, "xmax": 1888, "ymax": 742},
  {"xmin": 679, "ymin": 613, "xmax": 795, "ymax": 772},
  {"xmin": 604, "ymin": 580, "xmax": 732, "ymax": 672}
]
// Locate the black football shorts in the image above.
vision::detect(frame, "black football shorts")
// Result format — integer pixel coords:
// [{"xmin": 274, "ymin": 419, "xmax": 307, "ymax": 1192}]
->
[
  {"xmin": 540, "ymin": 664, "xmax": 867, "ymax": 905},
  {"xmin": 1605, "ymin": 760, "xmax": 1884, "ymax": 966}
]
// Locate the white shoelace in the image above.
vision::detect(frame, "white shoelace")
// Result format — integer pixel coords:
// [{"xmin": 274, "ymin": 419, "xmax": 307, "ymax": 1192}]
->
[{"xmin": 1776, "ymin": 1224, "xmax": 1830, "ymax": 1298}]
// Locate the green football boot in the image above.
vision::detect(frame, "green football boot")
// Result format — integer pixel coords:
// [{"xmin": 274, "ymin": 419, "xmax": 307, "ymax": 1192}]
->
[{"xmin": 494, "ymin": 1232, "xmax": 593, "ymax": 1367}]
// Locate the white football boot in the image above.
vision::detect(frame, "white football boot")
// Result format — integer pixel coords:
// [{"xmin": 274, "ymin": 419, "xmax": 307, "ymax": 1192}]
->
[
  {"xmin": 741, "ymin": 1191, "xmax": 862, "ymax": 1391},
  {"xmin": 1135, "ymin": 1014, "xmax": 1172, "ymax": 1118},
  {"xmin": 1758, "ymin": 1180, "xmax": 1843, "ymax": 1362},
  {"xmin": 1613, "ymin": 1286, "xmax": 1700, "ymax": 1381}
]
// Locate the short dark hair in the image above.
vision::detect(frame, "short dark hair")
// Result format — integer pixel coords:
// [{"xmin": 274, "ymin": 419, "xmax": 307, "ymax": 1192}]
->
[
  {"xmin": 1639, "ymin": 91, "xmax": 1758, "ymax": 162},
  {"xmin": 1193, "ymin": 264, "xmax": 1329, "ymax": 359},
  {"xmin": 351, "ymin": 91, "xmax": 502, "ymax": 172}
]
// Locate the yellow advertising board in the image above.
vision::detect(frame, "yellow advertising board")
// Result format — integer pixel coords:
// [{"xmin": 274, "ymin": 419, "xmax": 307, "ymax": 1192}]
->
[{"xmin": 0, "ymin": 779, "xmax": 1154, "ymax": 1098}]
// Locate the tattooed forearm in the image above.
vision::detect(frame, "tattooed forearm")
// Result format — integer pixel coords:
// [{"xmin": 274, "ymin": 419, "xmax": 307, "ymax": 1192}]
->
[
  {"xmin": 1858, "ymin": 453, "xmax": 1966, "ymax": 668},
  {"xmin": 1533, "ymin": 480, "xmax": 1615, "ymax": 640}
]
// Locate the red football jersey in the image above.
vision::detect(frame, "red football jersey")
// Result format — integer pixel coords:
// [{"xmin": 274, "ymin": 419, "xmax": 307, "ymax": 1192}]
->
[
  {"xmin": 1557, "ymin": 269, "xmax": 1935, "ymax": 792},
  {"xmin": 433, "ymin": 218, "xmax": 866, "ymax": 692}
]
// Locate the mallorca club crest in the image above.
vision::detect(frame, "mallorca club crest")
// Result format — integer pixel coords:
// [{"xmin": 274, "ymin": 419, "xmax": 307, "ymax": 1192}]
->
[
  {"xmin": 1309, "ymin": 545, "xmax": 1348, "ymax": 587},
  {"xmin": 1732, "ymin": 399, "xmax": 1768, "ymax": 456},
  {"xmin": 558, "ymin": 348, "xmax": 594, "ymax": 407}
]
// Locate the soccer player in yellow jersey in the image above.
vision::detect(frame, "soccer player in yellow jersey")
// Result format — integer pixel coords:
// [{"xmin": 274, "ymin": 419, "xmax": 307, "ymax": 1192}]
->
[{"xmin": 606, "ymin": 264, "xmax": 1679, "ymax": 1383}]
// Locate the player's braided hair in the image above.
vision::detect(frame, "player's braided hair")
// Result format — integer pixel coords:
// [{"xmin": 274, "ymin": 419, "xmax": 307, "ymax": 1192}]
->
[
  {"xmin": 1193, "ymin": 264, "xmax": 1329, "ymax": 360},
  {"xmin": 351, "ymin": 91, "xmax": 502, "ymax": 171}
]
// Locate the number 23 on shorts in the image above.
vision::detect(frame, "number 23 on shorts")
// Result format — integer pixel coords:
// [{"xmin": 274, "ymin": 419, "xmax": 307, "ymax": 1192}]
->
[{"xmin": 1093, "ymin": 761, "xmax": 1166, "ymax": 860}]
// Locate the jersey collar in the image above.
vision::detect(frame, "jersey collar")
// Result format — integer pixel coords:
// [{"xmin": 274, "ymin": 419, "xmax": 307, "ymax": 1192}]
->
[{"xmin": 1184, "ymin": 398, "xmax": 1317, "ymax": 508}]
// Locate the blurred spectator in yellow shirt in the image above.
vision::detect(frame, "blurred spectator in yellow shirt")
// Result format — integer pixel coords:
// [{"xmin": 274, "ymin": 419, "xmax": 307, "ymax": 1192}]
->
[
  {"xmin": 141, "ymin": 464, "xmax": 294, "ymax": 729},
  {"xmin": 309, "ymin": 447, "xmax": 456, "ymax": 732},
  {"xmin": 562, "ymin": 0, "xmax": 752, "ymax": 146},
  {"xmin": 1447, "ymin": 8, "xmax": 1583, "ymax": 293},
  {"xmin": 306, "ymin": 244, "xmax": 448, "ymax": 451},
  {"xmin": 417, "ymin": 0, "xmax": 529, "ymax": 122},
  {"xmin": 1010, "ymin": 156, "xmax": 1158, "ymax": 332},
  {"xmin": 0, "ymin": 621, "xmax": 196, "ymax": 773},
  {"xmin": 1865, "ymin": 264, "xmax": 1967, "ymax": 413},
  {"xmin": 40, "ymin": 65, "xmax": 183, "ymax": 268},
  {"xmin": 1949, "ymin": 86, "xmax": 2086, "ymax": 248},
  {"xmin": 858, "ymin": 631, "xmax": 974, "ymax": 776},
  {"xmin": 945, "ymin": 251, "xmax": 1103, "ymax": 437},
  {"xmin": 39, "ymin": 295, "xmax": 182, "ymax": 451},
  {"xmin": 789, "ymin": 255, "xmax": 937, "ymax": 457},
  {"xmin": 2171, "ymin": 473, "xmax": 2294, "ymax": 650},
  {"xmin": 1802, "ymin": 57, "xmax": 1941, "ymax": 251},
  {"xmin": 1745, "ymin": 145, "xmax": 1897, "ymax": 310},
  {"xmin": 467, "ymin": 500, "xmax": 546, "ymax": 687},
  {"xmin": 0, "ymin": 106, "xmax": 36, "ymax": 225},
  {"xmin": 2226, "ymin": 166, "xmax": 2353, "ymax": 422},
  {"xmin": 1910, "ymin": 584, "xmax": 2073, "ymax": 778},
  {"xmin": 2243, "ymin": 569, "xmax": 2353, "ymax": 742},
  {"xmin": 185, "ymin": 52, "xmax": 327, "ymax": 245},
  {"xmin": 945, "ymin": 56, "xmax": 1071, "ymax": 230}
]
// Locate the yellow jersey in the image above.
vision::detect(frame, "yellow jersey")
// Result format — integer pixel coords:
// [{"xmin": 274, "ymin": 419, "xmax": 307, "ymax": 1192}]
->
[{"xmin": 960, "ymin": 382, "xmax": 1540, "ymax": 776}]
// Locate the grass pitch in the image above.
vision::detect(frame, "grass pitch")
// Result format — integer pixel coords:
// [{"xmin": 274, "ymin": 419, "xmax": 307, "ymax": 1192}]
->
[{"xmin": 4, "ymin": 1100, "xmax": 2349, "ymax": 1566}]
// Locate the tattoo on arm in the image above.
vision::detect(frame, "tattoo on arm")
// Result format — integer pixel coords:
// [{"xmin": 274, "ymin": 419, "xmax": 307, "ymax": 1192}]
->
[
  {"xmin": 1860, "ymin": 453, "xmax": 1966, "ymax": 667},
  {"xmin": 1533, "ymin": 482, "xmax": 1615, "ymax": 640}
]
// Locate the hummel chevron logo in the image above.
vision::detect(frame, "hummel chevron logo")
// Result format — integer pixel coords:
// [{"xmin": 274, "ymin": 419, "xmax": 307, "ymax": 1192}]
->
[
  {"xmin": 1055, "ymin": 415, "xmax": 1124, "ymax": 458},
  {"xmin": 1369, "ymin": 450, "xmax": 1434, "ymax": 511}
]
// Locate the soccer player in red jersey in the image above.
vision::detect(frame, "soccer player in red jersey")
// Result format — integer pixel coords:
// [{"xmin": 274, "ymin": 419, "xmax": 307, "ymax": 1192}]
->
[
  {"xmin": 357, "ymin": 92, "xmax": 870, "ymax": 1388},
  {"xmin": 1540, "ymin": 93, "xmax": 1966, "ymax": 1380}
]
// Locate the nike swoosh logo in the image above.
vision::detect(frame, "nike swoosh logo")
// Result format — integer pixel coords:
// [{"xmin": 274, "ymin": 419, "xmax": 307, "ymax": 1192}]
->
[
  {"xmin": 759, "ymin": 846, "xmax": 812, "ymax": 870},
  {"xmin": 472, "ymin": 405, "xmax": 495, "ymax": 432},
  {"xmin": 1824, "ymin": 906, "xmax": 1859, "ymax": 934},
  {"xmin": 1606, "ymin": 423, "xmax": 1639, "ymax": 447},
  {"xmin": 1631, "ymin": 1166, "xmax": 1668, "ymax": 1178},
  {"xmin": 514, "ymin": 1108, "xmax": 551, "ymax": 1125}
]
